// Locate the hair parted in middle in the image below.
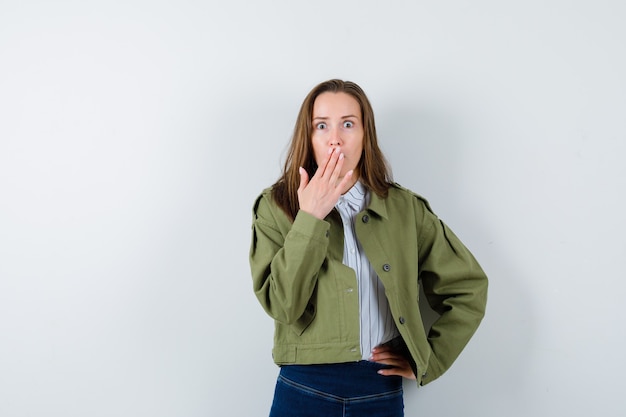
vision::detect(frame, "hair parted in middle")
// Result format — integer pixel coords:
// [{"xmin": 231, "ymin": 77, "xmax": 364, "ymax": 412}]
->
[{"xmin": 272, "ymin": 79, "xmax": 393, "ymax": 221}]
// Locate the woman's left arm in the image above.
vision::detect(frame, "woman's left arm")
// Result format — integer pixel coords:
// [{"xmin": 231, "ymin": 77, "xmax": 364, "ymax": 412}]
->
[{"xmin": 418, "ymin": 212, "xmax": 489, "ymax": 385}]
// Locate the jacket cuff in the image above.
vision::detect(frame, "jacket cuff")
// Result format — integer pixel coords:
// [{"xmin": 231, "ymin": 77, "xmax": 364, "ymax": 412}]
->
[
  {"xmin": 291, "ymin": 210, "xmax": 331, "ymax": 244},
  {"xmin": 420, "ymin": 353, "xmax": 444, "ymax": 386}
]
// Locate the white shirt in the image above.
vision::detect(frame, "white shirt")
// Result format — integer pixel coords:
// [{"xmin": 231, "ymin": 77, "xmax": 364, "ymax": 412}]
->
[{"xmin": 335, "ymin": 181, "xmax": 400, "ymax": 360}]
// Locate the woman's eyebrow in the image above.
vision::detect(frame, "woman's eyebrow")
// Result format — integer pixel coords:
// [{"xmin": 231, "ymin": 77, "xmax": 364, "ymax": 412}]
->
[{"xmin": 312, "ymin": 114, "xmax": 359, "ymax": 120}]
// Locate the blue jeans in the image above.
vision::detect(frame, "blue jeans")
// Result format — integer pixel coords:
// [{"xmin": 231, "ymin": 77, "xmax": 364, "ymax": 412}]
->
[{"xmin": 269, "ymin": 361, "xmax": 404, "ymax": 417}]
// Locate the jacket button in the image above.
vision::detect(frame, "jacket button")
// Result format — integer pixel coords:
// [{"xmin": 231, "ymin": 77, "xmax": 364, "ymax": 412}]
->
[
  {"xmin": 362, "ymin": 215, "xmax": 370, "ymax": 223},
  {"xmin": 399, "ymin": 316, "xmax": 406, "ymax": 324},
  {"xmin": 325, "ymin": 230, "xmax": 329, "ymax": 238},
  {"xmin": 382, "ymin": 263, "xmax": 391, "ymax": 272}
]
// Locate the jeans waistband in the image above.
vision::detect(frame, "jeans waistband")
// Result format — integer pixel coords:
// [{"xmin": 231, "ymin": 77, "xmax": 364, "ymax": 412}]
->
[{"xmin": 279, "ymin": 361, "xmax": 402, "ymax": 399}]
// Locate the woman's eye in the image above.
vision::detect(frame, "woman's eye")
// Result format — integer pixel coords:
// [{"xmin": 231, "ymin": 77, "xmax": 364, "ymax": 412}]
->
[
  {"xmin": 316, "ymin": 122, "xmax": 327, "ymax": 129},
  {"xmin": 343, "ymin": 121, "xmax": 354, "ymax": 128}
]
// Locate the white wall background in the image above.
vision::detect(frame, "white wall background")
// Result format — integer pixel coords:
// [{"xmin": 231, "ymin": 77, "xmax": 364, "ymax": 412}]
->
[{"xmin": 1, "ymin": 1, "xmax": 624, "ymax": 416}]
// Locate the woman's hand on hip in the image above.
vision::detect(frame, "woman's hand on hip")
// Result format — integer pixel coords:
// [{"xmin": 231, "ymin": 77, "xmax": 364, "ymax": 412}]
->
[{"xmin": 370, "ymin": 345, "xmax": 417, "ymax": 380}]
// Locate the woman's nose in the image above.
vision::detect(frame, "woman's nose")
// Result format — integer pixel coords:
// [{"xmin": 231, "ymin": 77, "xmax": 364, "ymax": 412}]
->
[{"xmin": 329, "ymin": 126, "xmax": 342, "ymax": 146}]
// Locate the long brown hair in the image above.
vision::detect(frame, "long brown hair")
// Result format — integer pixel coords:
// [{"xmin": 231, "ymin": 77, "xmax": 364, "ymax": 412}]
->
[{"xmin": 272, "ymin": 79, "xmax": 392, "ymax": 220}]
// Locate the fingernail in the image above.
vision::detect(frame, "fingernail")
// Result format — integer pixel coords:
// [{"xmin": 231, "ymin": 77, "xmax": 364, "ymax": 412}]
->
[
  {"xmin": 339, "ymin": 153, "xmax": 344, "ymax": 160},
  {"xmin": 328, "ymin": 148, "xmax": 333, "ymax": 154}
]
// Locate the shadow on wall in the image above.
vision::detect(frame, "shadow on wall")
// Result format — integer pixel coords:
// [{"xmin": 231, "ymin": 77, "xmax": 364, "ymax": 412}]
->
[{"xmin": 379, "ymin": 100, "xmax": 534, "ymax": 413}]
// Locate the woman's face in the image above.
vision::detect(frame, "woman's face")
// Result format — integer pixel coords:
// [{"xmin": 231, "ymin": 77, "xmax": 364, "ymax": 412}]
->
[{"xmin": 311, "ymin": 92, "xmax": 364, "ymax": 178}]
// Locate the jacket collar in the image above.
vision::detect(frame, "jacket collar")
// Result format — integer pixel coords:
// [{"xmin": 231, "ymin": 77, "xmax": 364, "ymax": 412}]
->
[{"xmin": 366, "ymin": 190, "xmax": 389, "ymax": 219}]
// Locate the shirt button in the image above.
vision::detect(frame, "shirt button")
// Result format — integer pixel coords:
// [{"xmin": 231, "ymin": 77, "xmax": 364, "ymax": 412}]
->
[
  {"xmin": 399, "ymin": 316, "xmax": 406, "ymax": 324},
  {"xmin": 383, "ymin": 263, "xmax": 391, "ymax": 272},
  {"xmin": 362, "ymin": 215, "xmax": 370, "ymax": 223}
]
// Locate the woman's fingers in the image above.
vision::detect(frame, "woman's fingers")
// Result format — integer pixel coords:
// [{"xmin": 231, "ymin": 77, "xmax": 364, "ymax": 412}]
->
[
  {"xmin": 298, "ymin": 167, "xmax": 309, "ymax": 192},
  {"xmin": 317, "ymin": 147, "xmax": 340, "ymax": 180},
  {"xmin": 376, "ymin": 364, "xmax": 416, "ymax": 379},
  {"xmin": 336, "ymin": 169, "xmax": 354, "ymax": 192},
  {"xmin": 328, "ymin": 151, "xmax": 344, "ymax": 184},
  {"xmin": 370, "ymin": 345, "xmax": 416, "ymax": 380}
]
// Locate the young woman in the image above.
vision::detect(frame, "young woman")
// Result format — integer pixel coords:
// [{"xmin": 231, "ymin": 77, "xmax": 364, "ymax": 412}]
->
[{"xmin": 250, "ymin": 79, "xmax": 488, "ymax": 417}]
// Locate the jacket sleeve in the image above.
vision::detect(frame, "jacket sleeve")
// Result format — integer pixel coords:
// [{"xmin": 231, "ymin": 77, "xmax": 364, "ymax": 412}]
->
[
  {"xmin": 249, "ymin": 192, "xmax": 331, "ymax": 334},
  {"xmin": 416, "ymin": 200, "xmax": 488, "ymax": 385}
]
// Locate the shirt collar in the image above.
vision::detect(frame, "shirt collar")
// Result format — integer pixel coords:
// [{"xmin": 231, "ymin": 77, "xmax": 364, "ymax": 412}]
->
[
  {"xmin": 337, "ymin": 181, "xmax": 390, "ymax": 220},
  {"xmin": 337, "ymin": 181, "xmax": 366, "ymax": 212}
]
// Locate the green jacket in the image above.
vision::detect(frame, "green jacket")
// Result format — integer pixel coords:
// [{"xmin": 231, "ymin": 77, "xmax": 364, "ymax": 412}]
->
[{"xmin": 249, "ymin": 183, "xmax": 488, "ymax": 385}]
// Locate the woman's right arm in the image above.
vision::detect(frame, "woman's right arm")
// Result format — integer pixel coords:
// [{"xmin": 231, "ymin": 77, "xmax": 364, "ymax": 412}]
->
[
  {"xmin": 249, "ymin": 194, "xmax": 331, "ymax": 332},
  {"xmin": 251, "ymin": 148, "xmax": 352, "ymax": 330}
]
